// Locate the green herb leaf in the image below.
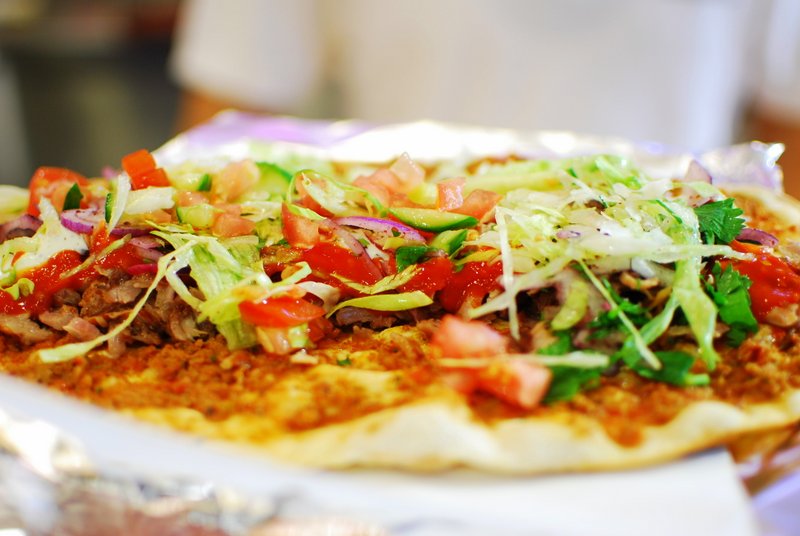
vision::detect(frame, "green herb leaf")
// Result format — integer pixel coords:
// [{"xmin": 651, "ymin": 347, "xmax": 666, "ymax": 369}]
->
[
  {"xmin": 395, "ymin": 245, "xmax": 433, "ymax": 272},
  {"xmin": 588, "ymin": 278, "xmax": 649, "ymax": 338},
  {"xmin": 197, "ymin": 173, "xmax": 212, "ymax": 192},
  {"xmin": 706, "ymin": 263, "xmax": 758, "ymax": 346},
  {"xmin": 633, "ymin": 351, "xmax": 709, "ymax": 387},
  {"xmin": 538, "ymin": 330, "xmax": 573, "ymax": 356},
  {"xmin": 544, "ymin": 366, "xmax": 603, "ymax": 403},
  {"xmin": 694, "ymin": 198, "xmax": 745, "ymax": 245},
  {"xmin": 62, "ymin": 183, "xmax": 83, "ymax": 211}
]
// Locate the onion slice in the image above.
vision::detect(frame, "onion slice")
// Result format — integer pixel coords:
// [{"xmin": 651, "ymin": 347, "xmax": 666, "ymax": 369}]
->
[
  {"xmin": 60, "ymin": 208, "xmax": 151, "ymax": 237},
  {"xmin": 0, "ymin": 214, "xmax": 41, "ymax": 242},
  {"xmin": 737, "ymin": 227, "xmax": 779, "ymax": 247},
  {"xmin": 60, "ymin": 209, "xmax": 101, "ymax": 234},
  {"xmin": 335, "ymin": 216, "xmax": 426, "ymax": 246}
]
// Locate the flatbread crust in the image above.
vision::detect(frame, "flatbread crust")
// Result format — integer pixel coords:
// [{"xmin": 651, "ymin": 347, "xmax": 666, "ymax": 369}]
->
[{"xmin": 128, "ymin": 388, "xmax": 800, "ymax": 474}]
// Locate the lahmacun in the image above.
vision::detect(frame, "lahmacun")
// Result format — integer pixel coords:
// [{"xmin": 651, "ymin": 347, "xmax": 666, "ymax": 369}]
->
[{"xmin": 1, "ymin": 125, "xmax": 800, "ymax": 473}]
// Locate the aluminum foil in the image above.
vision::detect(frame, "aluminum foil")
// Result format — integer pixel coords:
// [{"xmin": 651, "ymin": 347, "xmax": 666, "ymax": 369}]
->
[{"xmin": 0, "ymin": 112, "xmax": 795, "ymax": 536}]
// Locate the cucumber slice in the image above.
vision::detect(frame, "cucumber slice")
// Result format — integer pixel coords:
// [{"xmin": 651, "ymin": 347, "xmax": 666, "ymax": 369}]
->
[
  {"xmin": 104, "ymin": 193, "xmax": 113, "ymax": 223},
  {"xmin": 430, "ymin": 229, "xmax": 468, "ymax": 255},
  {"xmin": 169, "ymin": 171, "xmax": 213, "ymax": 192},
  {"xmin": 176, "ymin": 203, "xmax": 220, "ymax": 229},
  {"xmin": 197, "ymin": 173, "xmax": 212, "ymax": 191},
  {"xmin": 255, "ymin": 162, "xmax": 293, "ymax": 198},
  {"xmin": 389, "ymin": 207, "xmax": 477, "ymax": 232}
]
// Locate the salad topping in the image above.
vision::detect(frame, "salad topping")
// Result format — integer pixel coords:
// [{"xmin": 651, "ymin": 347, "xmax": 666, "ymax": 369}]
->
[{"xmin": 0, "ymin": 147, "xmax": 790, "ymax": 411}]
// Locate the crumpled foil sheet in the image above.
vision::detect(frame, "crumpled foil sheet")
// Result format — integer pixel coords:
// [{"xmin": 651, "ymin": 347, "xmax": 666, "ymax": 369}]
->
[
  {"xmin": 0, "ymin": 407, "xmax": 273, "ymax": 536},
  {"xmin": 0, "ymin": 112, "xmax": 793, "ymax": 536}
]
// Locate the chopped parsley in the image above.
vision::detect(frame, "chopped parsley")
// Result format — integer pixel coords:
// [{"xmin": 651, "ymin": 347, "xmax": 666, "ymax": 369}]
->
[
  {"xmin": 588, "ymin": 279, "xmax": 649, "ymax": 339},
  {"xmin": 538, "ymin": 330, "xmax": 573, "ymax": 356},
  {"xmin": 543, "ymin": 366, "xmax": 603, "ymax": 403},
  {"xmin": 633, "ymin": 351, "xmax": 709, "ymax": 387},
  {"xmin": 539, "ymin": 330, "xmax": 604, "ymax": 403},
  {"xmin": 395, "ymin": 245, "xmax": 433, "ymax": 272},
  {"xmin": 706, "ymin": 263, "xmax": 758, "ymax": 346},
  {"xmin": 694, "ymin": 198, "xmax": 745, "ymax": 245}
]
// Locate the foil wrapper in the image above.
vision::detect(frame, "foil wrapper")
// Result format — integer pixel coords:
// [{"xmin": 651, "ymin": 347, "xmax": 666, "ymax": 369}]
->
[{"xmin": 0, "ymin": 112, "xmax": 796, "ymax": 536}]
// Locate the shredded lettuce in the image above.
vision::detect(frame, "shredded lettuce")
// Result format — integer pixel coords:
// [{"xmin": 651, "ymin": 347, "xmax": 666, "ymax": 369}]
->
[
  {"xmin": 333, "ymin": 266, "xmax": 420, "ymax": 295},
  {"xmin": 155, "ymin": 231, "xmax": 266, "ymax": 349},
  {"xmin": 327, "ymin": 291, "xmax": 433, "ymax": 316},
  {"xmin": 12, "ymin": 199, "xmax": 88, "ymax": 274},
  {"xmin": 106, "ymin": 172, "xmax": 131, "ymax": 231},
  {"xmin": 292, "ymin": 170, "xmax": 387, "ymax": 216},
  {"xmin": 124, "ymin": 186, "xmax": 176, "ymax": 215}
]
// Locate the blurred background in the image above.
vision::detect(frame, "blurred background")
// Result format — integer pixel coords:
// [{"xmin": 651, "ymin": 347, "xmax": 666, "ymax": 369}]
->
[
  {"xmin": 0, "ymin": 0, "xmax": 179, "ymax": 184},
  {"xmin": 1, "ymin": 0, "xmax": 799, "ymax": 195}
]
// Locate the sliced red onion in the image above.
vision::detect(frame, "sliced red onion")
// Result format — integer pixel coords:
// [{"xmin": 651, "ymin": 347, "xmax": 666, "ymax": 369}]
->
[
  {"xmin": 0, "ymin": 214, "xmax": 42, "ymax": 242},
  {"xmin": 334, "ymin": 216, "xmax": 425, "ymax": 245},
  {"xmin": 129, "ymin": 235, "xmax": 163, "ymax": 249},
  {"xmin": 61, "ymin": 209, "xmax": 101, "ymax": 234},
  {"xmin": 737, "ymin": 227, "xmax": 779, "ymax": 247},
  {"xmin": 129, "ymin": 235, "xmax": 164, "ymax": 262},
  {"xmin": 682, "ymin": 160, "xmax": 713, "ymax": 183},
  {"xmin": 61, "ymin": 208, "xmax": 150, "ymax": 236}
]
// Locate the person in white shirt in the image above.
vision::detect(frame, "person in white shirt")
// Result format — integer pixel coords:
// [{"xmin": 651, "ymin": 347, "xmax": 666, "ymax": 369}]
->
[{"xmin": 169, "ymin": 0, "xmax": 800, "ymax": 195}]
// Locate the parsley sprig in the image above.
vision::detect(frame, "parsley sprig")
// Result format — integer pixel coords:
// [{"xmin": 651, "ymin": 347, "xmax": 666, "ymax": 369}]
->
[
  {"xmin": 694, "ymin": 198, "xmax": 745, "ymax": 245},
  {"xmin": 705, "ymin": 263, "xmax": 758, "ymax": 346},
  {"xmin": 588, "ymin": 279, "xmax": 649, "ymax": 339},
  {"xmin": 539, "ymin": 331, "xmax": 604, "ymax": 403}
]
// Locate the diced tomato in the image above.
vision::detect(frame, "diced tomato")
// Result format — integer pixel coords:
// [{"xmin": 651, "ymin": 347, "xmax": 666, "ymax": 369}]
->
[
  {"xmin": 239, "ymin": 295, "xmax": 325, "ymax": 328},
  {"xmin": 726, "ymin": 241, "xmax": 800, "ymax": 321},
  {"xmin": 438, "ymin": 261, "xmax": 503, "ymax": 313},
  {"xmin": 389, "ymin": 153, "xmax": 425, "ymax": 193},
  {"xmin": 176, "ymin": 191, "xmax": 208, "ymax": 207},
  {"xmin": 131, "ymin": 168, "xmax": 170, "ymax": 189},
  {"xmin": 302, "ymin": 242, "xmax": 383, "ymax": 287},
  {"xmin": 211, "ymin": 213, "xmax": 256, "ymax": 237},
  {"xmin": 399, "ymin": 256, "xmax": 454, "ymax": 296},
  {"xmin": 431, "ymin": 316, "xmax": 550, "ymax": 409},
  {"xmin": 454, "ymin": 189, "xmax": 502, "ymax": 221},
  {"xmin": 307, "ymin": 316, "xmax": 334, "ymax": 342},
  {"xmin": 432, "ymin": 315, "xmax": 508, "ymax": 358},
  {"xmin": 27, "ymin": 167, "xmax": 89, "ymax": 217},
  {"xmin": 476, "ymin": 359, "xmax": 552, "ymax": 409},
  {"xmin": 122, "ymin": 149, "xmax": 170, "ymax": 190},
  {"xmin": 211, "ymin": 160, "xmax": 259, "ymax": 202},
  {"xmin": 281, "ymin": 203, "xmax": 320, "ymax": 248},
  {"xmin": 440, "ymin": 369, "xmax": 481, "ymax": 395},
  {"xmin": 122, "ymin": 149, "xmax": 157, "ymax": 178},
  {"xmin": 142, "ymin": 209, "xmax": 172, "ymax": 224},
  {"xmin": 353, "ymin": 168, "xmax": 405, "ymax": 208},
  {"xmin": 436, "ymin": 178, "xmax": 465, "ymax": 211}
]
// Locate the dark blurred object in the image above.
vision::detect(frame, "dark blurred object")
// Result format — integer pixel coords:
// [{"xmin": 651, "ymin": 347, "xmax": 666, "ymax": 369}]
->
[{"xmin": 0, "ymin": 0, "xmax": 180, "ymax": 184}]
